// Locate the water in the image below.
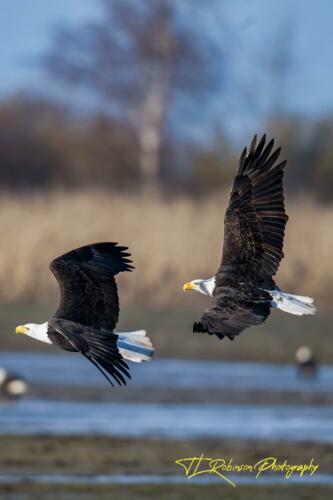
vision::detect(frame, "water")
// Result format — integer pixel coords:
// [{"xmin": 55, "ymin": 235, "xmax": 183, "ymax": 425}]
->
[
  {"xmin": 0, "ymin": 352, "xmax": 332, "ymax": 392},
  {"xmin": 0, "ymin": 400, "xmax": 332, "ymax": 442},
  {"xmin": 0, "ymin": 353, "xmax": 332, "ymax": 442},
  {"xmin": 0, "ymin": 473, "xmax": 332, "ymax": 485}
]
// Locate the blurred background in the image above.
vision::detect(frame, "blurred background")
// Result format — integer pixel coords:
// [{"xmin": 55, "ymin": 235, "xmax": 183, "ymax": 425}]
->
[{"xmin": 0, "ymin": 1, "xmax": 332, "ymax": 498}]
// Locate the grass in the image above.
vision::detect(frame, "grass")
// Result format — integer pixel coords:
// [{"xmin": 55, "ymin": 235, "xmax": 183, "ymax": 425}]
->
[
  {"xmin": 0, "ymin": 436, "xmax": 332, "ymax": 499},
  {"xmin": 0, "ymin": 190, "xmax": 331, "ymax": 361},
  {"xmin": 1, "ymin": 435, "xmax": 331, "ymax": 475},
  {"xmin": 2, "ymin": 302, "xmax": 332, "ymax": 362},
  {"xmin": 0, "ymin": 190, "xmax": 331, "ymax": 308}
]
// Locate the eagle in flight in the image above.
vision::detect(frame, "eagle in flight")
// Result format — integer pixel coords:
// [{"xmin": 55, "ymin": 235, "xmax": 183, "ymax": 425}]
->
[
  {"xmin": 16, "ymin": 242, "xmax": 154, "ymax": 386},
  {"xmin": 183, "ymin": 134, "xmax": 316, "ymax": 341}
]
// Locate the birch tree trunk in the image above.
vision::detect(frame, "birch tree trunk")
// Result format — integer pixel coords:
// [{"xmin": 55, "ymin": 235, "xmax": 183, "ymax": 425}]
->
[{"xmin": 137, "ymin": 64, "xmax": 170, "ymax": 190}]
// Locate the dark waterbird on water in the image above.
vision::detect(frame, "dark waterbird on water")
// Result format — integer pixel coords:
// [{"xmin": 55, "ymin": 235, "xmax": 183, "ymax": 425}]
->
[
  {"xmin": 15, "ymin": 242, "xmax": 154, "ymax": 386},
  {"xmin": 183, "ymin": 134, "xmax": 316, "ymax": 341}
]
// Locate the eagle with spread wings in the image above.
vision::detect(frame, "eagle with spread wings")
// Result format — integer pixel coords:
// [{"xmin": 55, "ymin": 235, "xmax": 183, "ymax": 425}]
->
[
  {"xmin": 183, "ymin": 134, "xmax": 316, "ymax": 340},
  {"xmin": 16, "ymin": 242, "xmax": 154, "ymax": 386}
]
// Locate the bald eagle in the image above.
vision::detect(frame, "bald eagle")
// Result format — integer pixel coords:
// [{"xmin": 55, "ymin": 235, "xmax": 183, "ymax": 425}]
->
[
  {"xmin": 16, "ymin": 243, "xmax": 154, "ymax": 386},
  {"xmin": 183, "ymin": 135, "xmax": 316, "ymax": 341}
]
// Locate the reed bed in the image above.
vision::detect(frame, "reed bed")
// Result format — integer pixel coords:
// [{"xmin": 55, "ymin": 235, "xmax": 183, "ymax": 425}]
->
[{"xmin": 0, "ymin": 190, "xmax": 331, "ymax": 308}]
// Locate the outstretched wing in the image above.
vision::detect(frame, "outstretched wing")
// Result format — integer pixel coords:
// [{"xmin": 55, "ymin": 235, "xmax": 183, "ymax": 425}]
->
[
  {"xmin": 218, "ymin": 134, "xmax": 288, "ymax": 287},
  {"xmin": 48, "ymin": 318, "xmax": 131, "ymax": 386},
  {"xmin": 50, "ymin": 242, "xmax": 133, "ymax": 331},
  {"xmin": 195, "ymin": 135, "xmax": 287, "ymax": 340}
]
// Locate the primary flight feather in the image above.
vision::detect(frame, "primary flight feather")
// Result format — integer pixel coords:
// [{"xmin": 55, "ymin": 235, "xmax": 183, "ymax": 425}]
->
[
  {"xmin": 183, "ymin": 134, "xmax": 316, "ymax": 341},
  {"xmin": 16, "ymin": 242, "xmax": 154, "ymax": 386}
]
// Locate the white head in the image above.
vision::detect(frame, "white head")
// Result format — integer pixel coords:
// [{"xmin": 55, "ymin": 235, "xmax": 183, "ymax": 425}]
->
[
  {"xmin": 295, "ymin": 346, "xmax": 313, "ymax": 364},
  {"xmin": 6, "ymin": 378, "xmax": 28, "ymax": 397},
  {"xmin": 182, "ymin": 277, "xmax": 216, "ymax": 297},
  {"xmin": 15, "ymin": 322, "xmax": 52, "ymax": 345}
]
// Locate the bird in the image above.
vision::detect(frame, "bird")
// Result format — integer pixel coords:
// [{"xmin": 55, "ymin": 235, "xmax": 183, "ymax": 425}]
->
[
  {"xmin": 15, "ymin": 242, "xmax": 154, "ymax": 386},
  {"xmin": 295, "ymin": 346, "xmax": 318, "ymax": 378},
  {"xmin": 183, "ymin": 134, "xmax": 316, "ymax": 341},
  {"xmin": 0, "ymin": 367, "xmax": 28, "ymax": 401}
]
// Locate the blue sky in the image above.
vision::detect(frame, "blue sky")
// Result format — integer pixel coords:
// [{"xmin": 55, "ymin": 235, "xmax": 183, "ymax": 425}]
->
[
  {"xmin": 0, "ymin": 0, "xmax": 97, "ymax": 98},
  {"xmin": 0, "ymin": 0, "xmax": 333, "ymax": 142}
]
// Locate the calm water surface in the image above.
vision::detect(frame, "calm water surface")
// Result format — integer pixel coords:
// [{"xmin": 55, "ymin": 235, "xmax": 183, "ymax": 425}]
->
[
  {"xmin": 0, "ymin": 352, "xmax": 331, "ymax": 392},
  {"xmin": 0, "ymin": 400, "xmax": 332, "ymax": 442},
  {"xmin": 0, "ymin": 353, "xmax": 332, "ymax": 442},
  {"xmin": 0, "ymin": 473, "xmax": 332, "ymax": 485}
]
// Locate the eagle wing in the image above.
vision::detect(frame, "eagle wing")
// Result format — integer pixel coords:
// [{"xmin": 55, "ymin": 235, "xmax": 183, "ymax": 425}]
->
[
  {"xmin": 48, "ymin": 318, "xmax": 131, "ymax": 386},
  {"xmin": 218, "ymin": 134, "xmax": 288, "ymax": 285},
  {"xmin": 195, "ymin": 135, "xmax": 288, "ymax": 340},
  {"xmin": 50, "ymin": 242, "xmax": 133, "ymax": 331}
]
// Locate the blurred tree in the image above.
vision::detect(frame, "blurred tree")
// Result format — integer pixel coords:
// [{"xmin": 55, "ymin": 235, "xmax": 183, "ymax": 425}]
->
[
  {"xmin": 182, "ymin": 127, "xmax": 235, "ymax": 195},
  {"xmin": 0, "ymin": 96, "xmax": 68, "ymax": 189},
  {"xmin": 1, "ymin": 94, "xmax": 332, "ymax": 199},
  {"xmin": 0, "ymin": 95, "xmax": 139, "ymax": 190},
  {"xmin": 267, "ymin": 116, "xmax": 333, "ymax": 202},
  {"xmin": 43, "ymin": 0, "xmax": 222, "ymax": 188},
  {"xmin": 263, "ymin": 15, "xmax": 294, "ymax": 118}
]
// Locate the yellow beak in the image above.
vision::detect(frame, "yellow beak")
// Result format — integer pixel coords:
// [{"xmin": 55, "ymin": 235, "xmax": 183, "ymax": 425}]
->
[
  {"xmin": 183, "ymin": 282, "xmax": 196, "ymax": 291},
  {"xmin": 16, "ymin": 325, "xmax": 28, "ymax": 335}
]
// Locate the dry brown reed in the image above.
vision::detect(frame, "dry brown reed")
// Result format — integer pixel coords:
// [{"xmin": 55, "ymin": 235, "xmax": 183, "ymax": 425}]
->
[{"xmin": 0, "ymin": 190, "xmax": 331, "ymax": 308}]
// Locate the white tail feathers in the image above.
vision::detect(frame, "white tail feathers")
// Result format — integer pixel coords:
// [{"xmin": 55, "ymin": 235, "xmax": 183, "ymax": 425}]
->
[
  {"xmin": 281, "ymin": 293, "xmax": 314, "ymax": 305},
  {"xmin": 269, "ymin": 289, "xmax": 316, "ymax": 316},
  {"xmin": 116, "ymin": 330, "xmax": 154, "ymax": 363}
]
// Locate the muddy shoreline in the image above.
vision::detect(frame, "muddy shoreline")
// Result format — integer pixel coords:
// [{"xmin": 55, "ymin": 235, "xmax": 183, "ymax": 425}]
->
[
  {"xmin": 1, "ymin": 435, "xmax": 332, "ymax": 475},
  {"xmin": 28, "ymin": 383, "xmax": 333, "ymax": 406},
  {"xmin": 0, "ymin": 435, "xmax": 332, "ymax": 498}
]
